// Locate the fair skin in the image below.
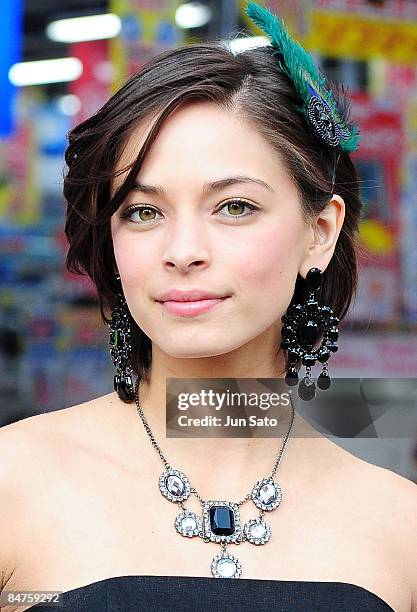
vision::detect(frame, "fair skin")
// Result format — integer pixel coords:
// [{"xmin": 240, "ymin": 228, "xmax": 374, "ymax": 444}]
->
[
  {"xmin": 1, "ymin": 101, "xmax": 416, "ymax": 612},
  {"xmin": 109, "ymin": 100, "xmax": 345, "ymax": 496}
]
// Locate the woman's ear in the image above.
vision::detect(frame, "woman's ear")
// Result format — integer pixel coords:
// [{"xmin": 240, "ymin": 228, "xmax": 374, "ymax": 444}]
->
[{"xmin": 300, "ymin": 194, "xmax": 345, "ymax": 276}]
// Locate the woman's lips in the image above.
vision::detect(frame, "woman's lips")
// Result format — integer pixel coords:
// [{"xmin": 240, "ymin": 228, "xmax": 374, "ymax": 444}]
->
[{"xmin": 158, "ymin": 297, "xmax": 229, "ymax": 317}]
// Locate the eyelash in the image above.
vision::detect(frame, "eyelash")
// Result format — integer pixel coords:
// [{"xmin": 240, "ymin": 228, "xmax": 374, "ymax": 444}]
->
[{"xmin": 119, "ymin": 199, "xmax": 259, "ymax": 224}]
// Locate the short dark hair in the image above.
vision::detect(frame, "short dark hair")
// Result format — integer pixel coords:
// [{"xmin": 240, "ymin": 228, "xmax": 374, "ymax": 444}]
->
[{"xmin": 63, "ymin": 42, "xmax": 363, "ymax": 381}]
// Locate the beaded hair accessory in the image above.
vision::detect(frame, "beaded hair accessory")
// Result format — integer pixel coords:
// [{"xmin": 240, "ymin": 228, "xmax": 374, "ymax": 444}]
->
[{"xmin": 245, "ymin": 1, "xmax": 361, "ymax": 153}]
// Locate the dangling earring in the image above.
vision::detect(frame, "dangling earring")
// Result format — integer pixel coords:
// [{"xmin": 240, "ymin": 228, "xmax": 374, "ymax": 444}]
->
[
  {"xmin": 108, "ymin": 274, "xmax": 135, "ymax": 402},
  {"xmin": 280, "ymin": 267, "xmax": 339, "ymax": 401}
]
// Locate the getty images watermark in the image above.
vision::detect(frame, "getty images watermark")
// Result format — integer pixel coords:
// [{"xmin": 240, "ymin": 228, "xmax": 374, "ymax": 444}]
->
[
  {"xmin": 166, "ymin": 378, "xmax": 295, "ymax": 438},
  {"xmin": 165, "ymin": 378, "xmax": 417, "ymax": 439},
  {"xmin": 176, "ymin": 386, "xmax": 290, "ymax": 428}
]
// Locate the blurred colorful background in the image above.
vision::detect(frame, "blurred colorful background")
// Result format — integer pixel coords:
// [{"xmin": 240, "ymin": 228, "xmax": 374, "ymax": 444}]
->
[{"xmin": 0, "ymin": 0, "xmax": 416, "ymax": 480}]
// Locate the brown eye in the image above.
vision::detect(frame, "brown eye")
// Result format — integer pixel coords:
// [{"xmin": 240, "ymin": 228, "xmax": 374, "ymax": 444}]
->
[
  {"xmin": 217, "ymin": 199, "xmax": 258, "ymax": 219},
  {"xmin": 137, "ymin": 208, "xmax": 156, "ymax": 222},
  {"xmin": 227, "ymin": 201, "xmax": 245, "ymax": 215},
  {"xmin": 120, "ymin": 205, "xmax": 160, "ymax": 223}
]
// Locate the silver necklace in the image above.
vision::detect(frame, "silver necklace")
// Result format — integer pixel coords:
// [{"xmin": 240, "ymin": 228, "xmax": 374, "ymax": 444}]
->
[{"xmin": 133, "ymin": 376, "xmax": 295, "ymax": 579}]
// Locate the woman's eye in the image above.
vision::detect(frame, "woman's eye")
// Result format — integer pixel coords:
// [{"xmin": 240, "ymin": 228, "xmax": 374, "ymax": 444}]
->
[
  {"xmin": 217, "ymin": 200, "xmax": 258, "ymax": 219},
  {"xmin": 120, "ymin": 199, "xmax": 258, "ymax": 224},
  {"xmin": 120, "ymin": 205, "xmax": 161, "ymax": 224}
]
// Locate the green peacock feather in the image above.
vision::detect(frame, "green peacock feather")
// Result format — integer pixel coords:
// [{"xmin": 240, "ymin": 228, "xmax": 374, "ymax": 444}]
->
[{"xmin": 245, "ymin": 1, "xmax": 361, "ymax": 153}]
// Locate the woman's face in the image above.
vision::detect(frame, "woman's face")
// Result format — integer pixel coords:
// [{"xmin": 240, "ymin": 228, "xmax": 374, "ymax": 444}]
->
[{"xmin": 110, "ymin": 101, "xmax": 312, "ymax": 362}]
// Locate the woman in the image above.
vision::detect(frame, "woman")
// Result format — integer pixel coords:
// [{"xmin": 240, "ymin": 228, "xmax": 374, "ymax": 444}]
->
[{"xmin": 1, "ymin": 3, "xmax": 416, "ymax": 611}]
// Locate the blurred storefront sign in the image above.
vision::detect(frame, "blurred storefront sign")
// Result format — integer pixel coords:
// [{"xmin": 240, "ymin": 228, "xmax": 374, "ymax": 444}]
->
[
  {"xmin": 68, "ymin": 40, "xmax": 111, "ymax": 125},
  {"xmin": 0, "ymin": 103, "xmax": 41, "ymax": 226},
  {"xmin": 243, "ymin": 0, "xmax": 417, "ymax": 65},
  {"xmin": 314, "ymin": 0, "xmax": 417, "ymax": 20},
  {"xmin": 110, "ymin": 0, "xmax": 183, "ymax": 87},
  {"xmin": 305, "ymin": 10, "xmax": 417, "ymax": 66},
  {"xmin": 332, "ymin": 332, "xmax": 417, "ymax": 377},
  {"xmin": 343, "ymin": 93, "xmax": 403, "ymax": 324}
]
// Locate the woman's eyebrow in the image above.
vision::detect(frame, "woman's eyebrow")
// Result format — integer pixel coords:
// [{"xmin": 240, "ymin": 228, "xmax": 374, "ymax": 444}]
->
[{"xmin": 130, "ymin": 175, "xmax": 275, "ymax": 195}]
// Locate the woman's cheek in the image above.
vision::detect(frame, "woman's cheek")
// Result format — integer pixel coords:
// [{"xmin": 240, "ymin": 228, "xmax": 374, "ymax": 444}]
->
[
  {"xmin": 231, "ymin": 226, "xmax": 298, "ymax": 291},
  {"xmin": 113, "ymin": 237, "xmax": 153, "ymax": 287}
]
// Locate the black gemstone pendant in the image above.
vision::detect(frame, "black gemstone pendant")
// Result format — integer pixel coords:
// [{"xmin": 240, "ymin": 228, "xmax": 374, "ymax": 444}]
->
[
  {"xmin": 305, "ymin": 267, "xmax": 322, "ymax": 291},
  {"xmin": 285, "ymin": 367, "xmax": 299, "ymax": 386},
  {"xmin": 210, "ymin": 506, "xmax": 235, "ymax": 536},
  {"xmin": 297, "ymin": 320, "xmax": 319, "ymax": 348},
  {"xmin": 298, "ymin": 376, "xmax": 316, "ymax": 401},
  {"xmin": 317, "ymin": 371, "xmax": 331, "ymax": 390},
  {"xmin": 306, "ymin": 300, "xmax": 318, "ymax": 313},
  {"xmin": 317, "ymin": 348, "xmax": 331, "ymax": 363},
  {"xmin": 328, "ymin": 327, "xmax": 339, "ymax": 341},
  {"xmin": 320, "ymin": 305, "xmax": 332, "ymax": 320},
  {"xmin": 301, "ymin": 353, "xmax": 316, "ymax": 367},
  {"xmin": 283, "ymin": 325, "xmax": 294, "ymax": 339},
  {"xmin": 288, "ymin": 347, "xmax": 301, "ymax": 362},
  {"xmin": 114, "ymin": 374, "xmax": 134, "ymax": 401}
]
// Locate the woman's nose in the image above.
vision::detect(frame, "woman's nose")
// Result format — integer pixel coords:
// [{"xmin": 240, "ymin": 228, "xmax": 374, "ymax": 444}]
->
[{"xmin": 162, "ymin": 217, "xmax": 211, "ymax": 272}]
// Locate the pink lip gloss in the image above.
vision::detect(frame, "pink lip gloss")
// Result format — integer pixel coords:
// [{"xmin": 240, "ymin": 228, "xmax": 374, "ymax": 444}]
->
[{"xmin": 159, "ymin": 297, "xmax": 229, "ymax": 317}]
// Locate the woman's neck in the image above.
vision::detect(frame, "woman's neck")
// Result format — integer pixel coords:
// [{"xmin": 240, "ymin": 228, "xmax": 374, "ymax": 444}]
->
[{"xmin": 131, "ymin": 354, "xmax": 322, "ymax": 500}]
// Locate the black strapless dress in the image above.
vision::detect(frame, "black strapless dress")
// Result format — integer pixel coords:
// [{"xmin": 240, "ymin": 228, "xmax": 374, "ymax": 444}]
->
[{"xmin": 26, "ymin": 575, "xmax": 395, "ymax": 611}]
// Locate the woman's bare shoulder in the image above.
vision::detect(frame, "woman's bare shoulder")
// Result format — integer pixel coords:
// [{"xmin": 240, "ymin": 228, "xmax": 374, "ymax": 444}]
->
[
  {"xmin": 0, "ymin": 393, "xmax": 122, "ymax": 440},
  {"xmin": 324, "ymin": 434, "xmax": 417, "ymax": 608},
  {"xmin": 0, "ymin": 393, "xmax": 122, "ymax": 510},
  {"xmin": 324, "ymin": 433, "xmax": 417, "ymax": 502},
  {"xmin": 0, "ymin": 395, "xmax": 107, "ymax": 497},
  {"xmin": 0, "ymin": 394, "xmax": 118, "ymax": 587},
  {"xmin": 370, "ymin": 462, "xmax": 417, "ymax": 612},
  {"xmin": 0, "ymin": 391, "xmax": 117, "ymax": 448}
]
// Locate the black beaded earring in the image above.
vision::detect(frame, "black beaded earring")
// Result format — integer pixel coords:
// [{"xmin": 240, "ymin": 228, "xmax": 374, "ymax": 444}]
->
[
  {"xmin": 108, "ymin": 274, "xmax": 135, "ymax": 402},
  {"xmin": 280, "ymin": 267, "xmax": 339, "ymax": 401}
]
